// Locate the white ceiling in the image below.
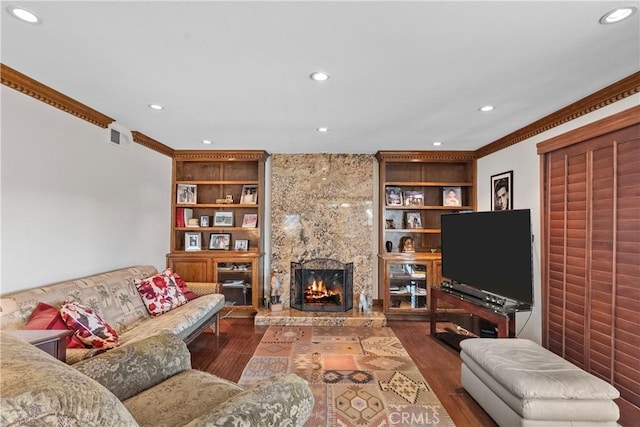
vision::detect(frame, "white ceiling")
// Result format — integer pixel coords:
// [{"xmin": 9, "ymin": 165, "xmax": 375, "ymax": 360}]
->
[{"xmin": 2, "ymin": 1, "xmax": 639, "ymax": 154}]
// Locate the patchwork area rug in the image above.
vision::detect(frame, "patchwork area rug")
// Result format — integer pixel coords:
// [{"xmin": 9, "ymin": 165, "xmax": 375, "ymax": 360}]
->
[{"xmin": 238, "ymin": 326, "xmax": 456, "ymax": 426}]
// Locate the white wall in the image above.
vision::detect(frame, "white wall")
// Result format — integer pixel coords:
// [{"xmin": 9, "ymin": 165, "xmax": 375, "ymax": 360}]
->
[
  {"xmin": 1, "ymin": 86, "xmax": 171, "ymax": 294},
  {"xmin": 477, "ymin": 94, "xmax": 640, "ymax": 344}
]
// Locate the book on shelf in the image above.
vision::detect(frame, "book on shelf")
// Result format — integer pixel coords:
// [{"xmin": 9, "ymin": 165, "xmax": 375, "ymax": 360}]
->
[{"xmin": 176, "ymin": 208, "xmax": 193, "ymax": 227}]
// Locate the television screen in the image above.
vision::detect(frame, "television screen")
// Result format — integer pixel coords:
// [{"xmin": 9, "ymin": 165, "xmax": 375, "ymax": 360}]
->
[{"xmin": 441, "ymin": 209, "xmax": 533, "ymax": 306}]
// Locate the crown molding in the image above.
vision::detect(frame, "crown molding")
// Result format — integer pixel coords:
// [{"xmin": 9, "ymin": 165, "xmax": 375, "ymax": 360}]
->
[
  {"xmin": 172, "ymin": 150, "xmax": 270, "ymax": 162},
  {"xmin": 131, "ymin": 131, "xmax": 175, "ymax": 157},
  {"xmin": 1, "ymin": 63, "xmax": 114, "ymax": 128},
  {"xmin": 375, "ymin": 150, "xmax": 477, "ymax": 162},
  {"xmin": 475, "ymin": 71, "xmax": 640, "ymax": 158}
]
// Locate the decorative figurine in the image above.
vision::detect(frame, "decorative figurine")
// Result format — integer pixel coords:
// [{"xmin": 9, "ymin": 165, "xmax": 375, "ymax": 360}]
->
[
  {"xmin": 270, "ymin": 269, "xmax": 282, "ymax": 311},
  {"xmin": 400, "ymin": 236, "xmax": 415, "ymax": 253}
]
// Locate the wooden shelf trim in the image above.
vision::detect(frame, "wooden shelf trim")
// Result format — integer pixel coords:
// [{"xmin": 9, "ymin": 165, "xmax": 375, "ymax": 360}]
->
[
  {"xmin": 385, "ymin": 205, "xmax": 473, "ymax": 210},
  {"xmin": 131, "ymin": 131, "xmax": 174, "ymax": 157},
  {"xmin": 173, "ymin": 150, "xmax": 269, "ymax": 161},
  {"xmin": 176, "ymin": 180, "xmax": 260, "ymax": 185},
  {"xmin": 176, "ymin": 203, "xmax": 259, "ymax": 208},
  {"xmin": 376, "ymin": 151, "xmax": 477, "ymax": 162},
  {"xmin": 385, "ymin": 181, "xmax": 473, "ymax": 187},
  {"xmin": 385, "ymin": 228, "xmax": 441, "ymax": 234},
  {"xmin": 176, "ymin": 227, "xmax": 259, "ymax": 232}
]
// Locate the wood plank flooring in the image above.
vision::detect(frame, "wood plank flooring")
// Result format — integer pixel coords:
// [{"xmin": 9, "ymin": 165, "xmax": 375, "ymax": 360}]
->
[{"xmin": 187, "ymin": 318, "xmax": 496, "ymax": 427}]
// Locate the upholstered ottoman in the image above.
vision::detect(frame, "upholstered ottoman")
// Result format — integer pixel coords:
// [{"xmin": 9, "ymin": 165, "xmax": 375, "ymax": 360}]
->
[{"xmin": 460, "ymin": 338, "xmax": 620, "ymax": 427}]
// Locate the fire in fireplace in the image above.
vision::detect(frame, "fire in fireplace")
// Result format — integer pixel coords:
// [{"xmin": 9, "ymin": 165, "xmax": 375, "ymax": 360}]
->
[{"xmin": 290, "ymin": 258, "xmax": 353, "ymax": 312}]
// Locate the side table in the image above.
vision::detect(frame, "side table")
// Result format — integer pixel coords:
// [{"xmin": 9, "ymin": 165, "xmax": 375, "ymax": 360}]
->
[{"xmin": 5, "ymin": 329, "xmax": 73, "ymax": 362}]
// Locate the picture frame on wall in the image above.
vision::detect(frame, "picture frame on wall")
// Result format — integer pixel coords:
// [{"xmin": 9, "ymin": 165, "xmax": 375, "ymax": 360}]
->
[
  {"xmin": 442, "ymin": 187, "xmax": 462, "ymax": 207},
  {"xmin": 386, "ymin": 186, "xmax": 403, "ymax": 206},
  {"xmin": 209, "ymin": 233, "xmax": 231, "ymax": 250},
  {"xmin": 185, "ymin": 232, "xmax": 202, "ymax": 251},
  {"xmin": 214, "ymin": 211, "xmax": 234, "ymax": 227},
  {"xmin": 491, "ymin": 171, "xmax": 513, "ymax": 211},
  {"xmin": 405, "ymin": 212, "xmax": 422, "ymax": 229},
  {"xmin": 234, "ymin": 239, "xmax": 249, "ymax": 251},
  {"xmin": 177, "ymin": 184, "xmax": 197, "ymax": 204}
]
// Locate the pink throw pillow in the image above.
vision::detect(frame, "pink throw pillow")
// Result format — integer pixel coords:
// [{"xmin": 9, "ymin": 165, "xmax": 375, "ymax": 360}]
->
[
  {"xmin": 24, "ymin": 302, "xmax": 86, "ymax": 348},
  {"xmin": 135, "ymin": 272, "xmax": 187, "ymax": 316},
  {"xmin": 60, "ymin": 301, "xmax": 119, "ymax": 349}
]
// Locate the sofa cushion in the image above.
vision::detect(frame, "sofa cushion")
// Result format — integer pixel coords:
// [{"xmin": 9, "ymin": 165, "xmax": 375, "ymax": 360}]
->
[
  {"xmin": 135, "ymin": 272, "xmax": 187, "ymax": 316},
  {"xmin": 61, "ymin": 301, "xmax": 119, "ymax": 349},
  {"xmin": 0, "ymin": 332, "xmax": 138, "ymax": 426},
  {"xmin": 164, "ymin": 269, "xmax": 198, "ymax": 301},
  {"xmin": 24, "ymin": 302, "xmax": 85, "ymax": 348}
]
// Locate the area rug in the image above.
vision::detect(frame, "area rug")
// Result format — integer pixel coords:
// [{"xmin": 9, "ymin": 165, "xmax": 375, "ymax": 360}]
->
[{"xmin": 238, "ymin": 326, "xmax": 456, "ymax": 426}]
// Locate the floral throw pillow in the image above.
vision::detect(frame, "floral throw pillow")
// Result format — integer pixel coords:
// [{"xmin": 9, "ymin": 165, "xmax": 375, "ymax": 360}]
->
[
  {"xmin": 135, "ymin": 272, "xmax": 187, "ymax": 316},
  {"xmin": 60, "ymin": 301, "xmax": 119, "ymax": 349},
  {"xmin": 161, "ymin": 268, "xmax": 198, "ymax": 301},
  {"xmin": 24, "ymin": 302, "xmax": 86, "ymax": 348}
]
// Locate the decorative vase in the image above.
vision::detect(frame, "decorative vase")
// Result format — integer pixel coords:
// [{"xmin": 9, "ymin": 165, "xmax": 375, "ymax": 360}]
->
[{"xmin": 385, "ymin": 241, "xmax": 393, "ymax": 252}]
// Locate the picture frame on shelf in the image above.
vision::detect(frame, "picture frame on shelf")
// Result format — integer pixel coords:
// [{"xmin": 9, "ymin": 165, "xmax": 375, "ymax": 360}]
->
[
  {"xmin": 234, "ymin": 239, "xmax": 249, "ymax": 251},
  {"xmin": 177, "ymin": 184, "xmax": 197, "ymax": 204},
  {"xmin": 242, "ymin": 213, "xmax": 258, "ymax": 228},
  {"xmin": 185, "ymin": 232, "xmax": 202, "ymax": 251},
  {"xmin": 240, "ymin": 185, "xmax": 258, "ymax": 204},
  {"xmin": 442, "ymin": 187, "xmax": 462, "ymax": 207},
  {"xmin": 403, "ymin": 190, "xmax": 424, "ymax": 206},
  {"xmin": 214, "ymin": 211, "xmax": 234, "ymax": 227},
  {"xmin": 491, "ymin": 170, "xmax": 513, "ymax": 211},
  {"xmin": 199, "ymin": 215, "xmax": 209, "ymax": 227},
  {"xmin": 385, "ymin": 218, "xmax": 395, "ymax": 229},
  {"xmin": 385, "ymin": 186, "xmax": 403, "ymax": 206},
  {"xmin": 209, "ymin": 233, "xmax": 231, "ymax": 250},
  {"xmin": 405, "ymin": 212, "xmax": 422, "ymax": 229}
]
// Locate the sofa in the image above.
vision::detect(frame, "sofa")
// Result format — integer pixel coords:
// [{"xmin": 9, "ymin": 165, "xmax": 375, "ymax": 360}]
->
[
  {"xmin": 0, "ymin": 331, "xmax": 314, "ymax": 426},
  {"xmin": 0, "ymin": 266, "xmax": 225, "ymax": 363},
  {"xmin": 460, "ymin": 338, "xmax": 620, "ymax": 427}
]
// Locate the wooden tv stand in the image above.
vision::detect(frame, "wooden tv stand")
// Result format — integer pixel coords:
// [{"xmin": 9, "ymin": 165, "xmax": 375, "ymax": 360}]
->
[{"xmin": 430, "ymin": 287, "xmax": 515, "ymax": 338}]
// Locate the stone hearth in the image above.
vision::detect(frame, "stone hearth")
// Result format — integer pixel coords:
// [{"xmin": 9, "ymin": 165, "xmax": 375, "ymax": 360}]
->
[{"xmin": 254, "ymin": 306, "xmax": 386, "ymax": 327}]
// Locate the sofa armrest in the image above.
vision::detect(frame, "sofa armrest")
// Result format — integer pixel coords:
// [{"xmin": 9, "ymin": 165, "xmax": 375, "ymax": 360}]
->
[
  {"xmin": 186, "ymin": 373, "xmax": 314, "ymax": 427},
  {"xmin": 73, "ymin": 333, "xmax": 191, "ymax": 401}
]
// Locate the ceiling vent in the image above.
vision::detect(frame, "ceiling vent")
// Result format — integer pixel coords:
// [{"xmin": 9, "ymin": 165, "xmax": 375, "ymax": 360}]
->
[{"xmin": 107, "ymin": 122, "xmax": 132, "ymax": 149}]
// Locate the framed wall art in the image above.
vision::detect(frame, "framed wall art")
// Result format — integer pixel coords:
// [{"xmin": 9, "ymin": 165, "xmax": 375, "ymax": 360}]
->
[{"xmin": 491, "ymin": 171, "xmax": 513, "ymax": 211}]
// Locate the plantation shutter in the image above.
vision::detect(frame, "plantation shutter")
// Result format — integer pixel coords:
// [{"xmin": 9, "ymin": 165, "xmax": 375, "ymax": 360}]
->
[{"xmin": 539, "ymin": 108, "xmax": 640, "ymax": 426}]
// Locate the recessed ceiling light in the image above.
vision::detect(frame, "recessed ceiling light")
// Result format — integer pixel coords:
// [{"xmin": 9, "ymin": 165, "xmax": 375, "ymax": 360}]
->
[
  {"xmin": 433, "ymin": 141, "xmax": 442, "ymax": 146},
  {"xmin": 317, "ymin": 127, "xmax": 329, "ymax": 132},
  {"xmin": 6, "ymin": 5, "xmax": 40, "ymax": 23},
  {"xmin": 202, "ymin": 139, "xmax": 212, "ymax": 145},
  {"xmin": 148, "ymin": 104, "xmax": 164, "ymax": 110},
  {"xmin": 310, "ymin": 71, "xmax": 330, "ymax": 82},
  {"xmin": 479, "ymin": 105, "xmax": 494, "ymax": 112},
  {"xmin": 599, "ymin": 6, "xmax": 637, "ymax": 24}
]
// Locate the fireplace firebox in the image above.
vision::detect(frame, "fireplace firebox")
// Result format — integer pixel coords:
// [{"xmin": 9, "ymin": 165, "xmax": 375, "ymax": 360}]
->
[{"xmin": 290, "ymin": 258, "xmax": 353, "ymax": 312}]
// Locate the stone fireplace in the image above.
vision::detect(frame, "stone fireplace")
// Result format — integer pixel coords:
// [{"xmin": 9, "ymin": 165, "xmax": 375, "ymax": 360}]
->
[
  {"xmin": 269, "ymin": 154, "xmax": 375, "ymax": 309},
  {"xmin": 290, "ymin": 258, "xmax": 353, "ymax": 312}
]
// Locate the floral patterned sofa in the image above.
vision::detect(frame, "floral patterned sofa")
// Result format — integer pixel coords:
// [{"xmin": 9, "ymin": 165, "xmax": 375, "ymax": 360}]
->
[
  {"xmin": 0, "ymin": 331, "xmax": 314, "ymax": 426},
  {"xmin": 0, "ymin": 266, "xmax": 224, "ymax": 363}
]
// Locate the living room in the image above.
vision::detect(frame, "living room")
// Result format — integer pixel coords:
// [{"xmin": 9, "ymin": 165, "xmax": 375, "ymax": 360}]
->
[{"xmin": 2, "ymin": 2, "xmax": 639, "ymax": 426}]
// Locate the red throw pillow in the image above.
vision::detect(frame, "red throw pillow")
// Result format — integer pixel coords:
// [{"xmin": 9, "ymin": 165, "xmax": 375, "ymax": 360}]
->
[
  {"xmin": 60, "ymin": 301, "xmax": 119, "ymax": 349},
  {"xmin": 162, "ymin": 269, "xmax": 198, "ymax": 301},
  {"xmin": 135, "ymin": 272, "xmax": 188, "ymax": 316},
  {"xmin": 24, "ymin": 302, "xmax": 86, "ymax": 348}
]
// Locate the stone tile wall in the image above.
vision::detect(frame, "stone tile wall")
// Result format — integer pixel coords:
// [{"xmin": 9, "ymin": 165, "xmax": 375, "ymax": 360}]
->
[{"xmin": 270, "ymin": 154, "xmax": 374, "ymax": 308}]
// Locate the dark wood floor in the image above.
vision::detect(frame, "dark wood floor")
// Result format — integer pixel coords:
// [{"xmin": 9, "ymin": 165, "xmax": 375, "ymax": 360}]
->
[{"xmin": 187, "ymin": 318, "xmax": 496, "ymax": 427}]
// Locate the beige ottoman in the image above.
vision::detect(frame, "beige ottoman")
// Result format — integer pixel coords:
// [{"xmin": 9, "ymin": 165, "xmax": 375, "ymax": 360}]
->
[{"xmin": 460, "ymin": 338, "xmax": 620, "ymax": 427}]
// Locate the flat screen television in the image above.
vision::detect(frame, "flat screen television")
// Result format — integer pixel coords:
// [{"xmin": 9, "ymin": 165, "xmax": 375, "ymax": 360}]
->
[{"xmin": 441, "ymin": 209, "xmax": 533, "ymax": 307}]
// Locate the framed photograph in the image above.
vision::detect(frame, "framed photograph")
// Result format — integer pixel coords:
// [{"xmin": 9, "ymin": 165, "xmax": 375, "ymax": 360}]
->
[
  {"xmin": 177, "ymin": 184, "xmax": 197, "ymax": 204},
  {"xmin": 209, "ymin": 233, "xmax": 231, "ymax": 250},
  {"xmin": 199, "ymin": 215, "xmax": 209, "ymax": 227},
  {"xmin": 385, "ymin": 218, "xmax": 395, "ymax": 229},
  {"xmin": 405, "ymin": 212, "xmax": 422, "ymax": 229},
  {"xmin": 234, "ymin": 239, "xmax": 249, "ymax": 251},
  {"xmin": 403, "ymin": 190, "xmax": 424, "ymax": 206},
  {"xmin": 386, "ymin": 186, "xmax": 403, "ymax": 206},
  {"xmin": 242, "ymin": 213, "xmax": 258, "ymax": 228},
  {"xmin": 185, "ymin": 232, "xmax": 202, "ymax": 251},
  {"xmin": 491, "ymin": 171, "xmax": 513, "ymax": 211},
  {"xmin": 214, "ymin": 211, "xmax": 234, "ymax": 227},
  {"xmin": 443, "ymin": 187, "xmax": 462, "ymax": 207},
  {"xmin": 240, "ymin": 185, "xmax": 258, "ymax": 204}
]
